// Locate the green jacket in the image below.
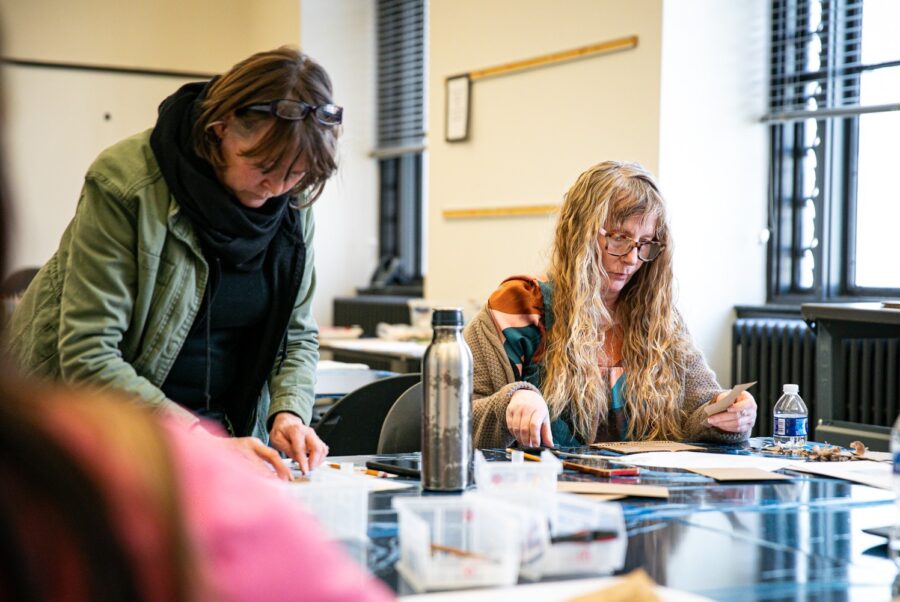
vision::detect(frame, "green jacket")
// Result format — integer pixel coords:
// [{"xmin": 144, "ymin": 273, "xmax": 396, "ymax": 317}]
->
[{"xmin": 8, "ymin": 129, "xmax": 319, "ymax": 436}]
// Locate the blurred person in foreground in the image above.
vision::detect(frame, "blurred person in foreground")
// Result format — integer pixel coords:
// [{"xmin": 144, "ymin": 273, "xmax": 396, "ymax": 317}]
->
[
  {"xmin": 8, "ymin": 47, "xmax": 340, "ymax": 475},
  {"xmin": 466, "ymin": 161, "xmax": 757, "ymax": 449}
]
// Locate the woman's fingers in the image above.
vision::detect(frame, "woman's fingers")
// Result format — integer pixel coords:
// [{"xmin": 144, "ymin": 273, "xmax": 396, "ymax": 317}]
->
[
  {"xmin": 506, "ymin": 390, "xmax": 552, "ymax": 447},
  {"xmin": 306, "ymin": 432, "xmax": 329, "ymax": 471},
  {"xmin": 708, "ymin": 391, "xmax": 758, "ymax": 433},
  {"xmin": 253, "ymin": 440, "xmax": 292, "ymax": 480}
]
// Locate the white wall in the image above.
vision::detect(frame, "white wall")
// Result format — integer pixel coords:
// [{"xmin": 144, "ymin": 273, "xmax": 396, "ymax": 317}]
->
[
  {"xmin": 658, "ymin": 0, "xmax": 769, "ymax": 381},
  {"xmin": 426, "ymin": 0, "xmax": 665, "ymax": 309},
  {"xmin": 300, "ymin": 0, "xmax": 379, "ymax": 326}
]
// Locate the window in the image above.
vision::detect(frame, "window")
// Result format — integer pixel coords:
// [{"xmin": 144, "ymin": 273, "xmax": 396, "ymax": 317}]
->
[
  {"xmin": 766, "ymin": 0, "xmax": 900, "ymax": 301},
  {"xmin": 368, "ymin": 0, "xmax": 426, "ymax": 293}
]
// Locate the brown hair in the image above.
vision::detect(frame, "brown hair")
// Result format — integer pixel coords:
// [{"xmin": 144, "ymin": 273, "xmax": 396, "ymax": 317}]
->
[
  {"xmin": 193, "ymin": 46, "xmax": 340, "ymax": 205},
  {"xmin": 542, "ymin": 161, "xmax": 691, "ymax": 442}
]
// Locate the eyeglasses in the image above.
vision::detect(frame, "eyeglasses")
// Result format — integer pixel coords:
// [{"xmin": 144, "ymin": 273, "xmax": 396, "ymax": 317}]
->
[
  {"xmin": 239, "ymin": 99, "xmax": 343, "ymax": 126},
  {"xmin": 600, "ymin": 229, "xmax": 664, "ymax": 262}
]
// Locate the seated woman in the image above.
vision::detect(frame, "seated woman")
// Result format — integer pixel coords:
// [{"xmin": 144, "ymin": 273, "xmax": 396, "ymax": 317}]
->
[{"xmin": 465, "ymin": 161, "xmax": 757, "ymax": 449}]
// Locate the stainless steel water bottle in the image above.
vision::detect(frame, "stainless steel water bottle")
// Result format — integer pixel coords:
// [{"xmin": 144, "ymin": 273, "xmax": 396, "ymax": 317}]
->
[{"xmin": 421, "ymin": 307, "xmax": 473, "ymax": 491}]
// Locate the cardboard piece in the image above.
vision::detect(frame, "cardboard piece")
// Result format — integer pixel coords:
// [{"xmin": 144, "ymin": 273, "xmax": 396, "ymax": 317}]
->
[
  {"xmin": 688, "ymin": 467, "xmax": 792, "ymax": 482},
  {"xmin": 557, "ymin": 481, "xmax": 669, "ymax": 499},
  {"xmin": 578, "ymin": 494, "xmax": 627, "ymax": 502},
  {"xmin": 703, "ymin": 381, "xmax": 757, "ymax": 416},
  {"xmin": 592, "ymin": 441, "xmax": 705, "ymax": 454},
  {"xmin": 565, "ymin": 569, "xmax": 661, "ymax": 602}
]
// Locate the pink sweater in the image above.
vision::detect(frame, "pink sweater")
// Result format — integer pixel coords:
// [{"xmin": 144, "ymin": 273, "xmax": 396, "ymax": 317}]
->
[{"xmin": 39, "ymin": 400, "xmax": 394, "ymax": 602}]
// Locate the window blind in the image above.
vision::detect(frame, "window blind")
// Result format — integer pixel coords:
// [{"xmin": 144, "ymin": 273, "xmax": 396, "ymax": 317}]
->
[
  {"xmin": 765, "ymin": 0, "xmax": 900, "ymax": 123},
  {"xmin": 376, "ymin": 0, "xmax": 426, "ymax": 157}
]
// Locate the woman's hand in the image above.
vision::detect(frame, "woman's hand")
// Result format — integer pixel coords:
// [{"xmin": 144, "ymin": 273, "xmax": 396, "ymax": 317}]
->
[
  {"xmin": 707, "ymin": 391, "xmax": 757, "ymax": 433},
  {"xmin": 225, "ymin": 436, "xmax": 294, "ymax": 481},
  {"xmin": 506, "ymin": 389, "xmax": 554, "ymax": 448},
  {"xmin": 269, "ymin": 412, "xmax": 329, "ymax": 475}
]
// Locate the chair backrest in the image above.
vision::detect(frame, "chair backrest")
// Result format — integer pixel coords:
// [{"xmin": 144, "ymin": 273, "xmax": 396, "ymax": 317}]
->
[
  {"xmin": 0, "ymin": 266, "xmax": 40, "ymax": 298},
  {"xmin": 377, "ymin": 382, "xmax": 422, "ymax": 454},
  {"xmin": 814, "ymin": 419, "xmax": 890, "ymax": 452},
  {"xmin": 314, "ymin": 373, "xmax": 420, "ymax": 456}
]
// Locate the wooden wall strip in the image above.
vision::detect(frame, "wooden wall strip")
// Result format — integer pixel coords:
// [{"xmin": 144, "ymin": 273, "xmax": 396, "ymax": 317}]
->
[
  {"xmin": 468, "ymin": 35, "xmax": 638, "ymax": 82},
  {"xmin": 443, "ymin": 204, "xmax": 559, "ymax": 219}
]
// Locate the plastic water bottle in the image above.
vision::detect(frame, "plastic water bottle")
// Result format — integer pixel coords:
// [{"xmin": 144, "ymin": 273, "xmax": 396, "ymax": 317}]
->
[
  {"xmin": 890, "ymin": 413, "xmax": 900, "ymax": 567},
  {"xmin": 421, "ymin": 307, "xmax": 473, "ymax": 491},
  {"xmin": 772, "ymin": 384, "xmax": 808, "ymax": 449}
]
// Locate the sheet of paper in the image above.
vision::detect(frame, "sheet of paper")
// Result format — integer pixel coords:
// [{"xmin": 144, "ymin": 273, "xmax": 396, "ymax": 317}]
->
[
  {"xmin": 689, "ymin": 467, "xmax": 793, "ymax": 482},
  {"xmin": 591, "ymin": 441, "xmax": 705, "ymax": 453},
  {"xmin": 612, "ymin": 451, "xmax": 804, "ymax": 472},
  {"xmin": 704, "ymin": 381, "xmax": 756, "ymax": 416},
  {"xmin": 557, "ymin": 481, "xmax": 669, "ymax": 499},
  {"xmin": 861, "ymin": 451, "xmax": 892, "ymax": 463},
  {"xmin": 321, "ymin": 338, "xmax": 427, "ymax": 357},
  {"xmin": 786, "ymin": 460, "xmax": 891, "ymax": 490},
  {"xmin": 398, "ymin": 575, "xmax": 714, "ymax": 601}
]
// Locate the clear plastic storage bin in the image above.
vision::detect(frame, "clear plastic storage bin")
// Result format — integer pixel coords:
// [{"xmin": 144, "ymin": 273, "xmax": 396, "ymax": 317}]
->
[
  {"xmin": 474, "ymin": 449, "xmax": 562, "ymax": 493},
  {"xmin": 282, "ymin": 467, "xmax": 369, "ymax": 543},
  {"xmin": 474, "ymin": 490, "xmax": 626, "ymax": 580},
  {"xmin": 393, "ymin": 496, "xmax": 521, "ymax": 592},
  {"xmin": 527, "ymin": 492, "xmax": 627, "ymax": 579}
]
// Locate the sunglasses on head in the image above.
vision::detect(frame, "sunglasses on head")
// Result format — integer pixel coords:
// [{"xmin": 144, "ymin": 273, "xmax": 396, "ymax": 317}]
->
[{"xmin": 239, "ymin": 99, "xmax": 343, "ymax": 126}]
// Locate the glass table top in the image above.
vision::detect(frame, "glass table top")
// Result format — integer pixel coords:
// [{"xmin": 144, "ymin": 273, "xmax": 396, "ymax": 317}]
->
[{"xmin": 337, "ymin": 438, "xmax": 897, "ymax": 601}]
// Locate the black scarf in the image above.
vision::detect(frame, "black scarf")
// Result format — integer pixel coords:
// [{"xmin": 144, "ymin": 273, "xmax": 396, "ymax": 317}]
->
[{"xmin": 149, "ymin": 81, "xmax": 293, "ymax": 271}]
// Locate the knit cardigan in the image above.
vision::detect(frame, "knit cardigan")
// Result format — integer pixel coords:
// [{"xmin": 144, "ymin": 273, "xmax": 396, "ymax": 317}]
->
[{"xmin": 464, "ymin": 305, "xmax": 750, "ymax": 449}]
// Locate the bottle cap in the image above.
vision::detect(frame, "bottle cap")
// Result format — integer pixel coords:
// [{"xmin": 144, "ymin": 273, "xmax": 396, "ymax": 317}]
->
[
  {"xmin": 431, "ymin": 307, "xmax": 464, "ymax": 327},
  {"xmin": 783, "ymin": 384, "xmax": 799, "ymax": 394}
]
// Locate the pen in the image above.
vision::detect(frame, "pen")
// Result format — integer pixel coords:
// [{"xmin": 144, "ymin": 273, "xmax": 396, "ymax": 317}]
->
[
  {"xmin": 365, "ymin": 460, "xmax": 421, "ymax": 479},
  {"xmin": 550, "ymin": 529, "xmax": 619, "ymax": 544}
]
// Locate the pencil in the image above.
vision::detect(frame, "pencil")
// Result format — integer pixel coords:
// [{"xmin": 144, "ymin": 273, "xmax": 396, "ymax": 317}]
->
[
  {"xmin": 365, "ymin": 460, "xmax": 421, "ymax": 479},
  {"xmin": 505, "ymin": 448, "xmax": 640, "ymax": 477},
  {"xmin": 326, "ymin": 462, "xmax": 393, "ymax": 478}
]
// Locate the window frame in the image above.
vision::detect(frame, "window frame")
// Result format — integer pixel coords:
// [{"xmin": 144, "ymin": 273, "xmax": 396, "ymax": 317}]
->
[{"xmin": 766, "ymin": 0, "xmax": 900, "ymax": 303}]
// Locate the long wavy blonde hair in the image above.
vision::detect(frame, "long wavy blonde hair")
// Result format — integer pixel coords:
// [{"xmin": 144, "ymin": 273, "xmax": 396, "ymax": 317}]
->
[{"xmin": 542, "ymin": 161, "xmax": 691, "ymax": 442}]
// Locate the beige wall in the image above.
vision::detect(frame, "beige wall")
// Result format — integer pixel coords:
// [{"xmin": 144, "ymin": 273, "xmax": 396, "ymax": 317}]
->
[
  {"xmin": 0, "ymin": 0, "xmax": 299, "ymax": 73},
  {"xmin": 425, "ymin": 0, "xmax": 664, "ymax": 308},
  {"xmin": 1, "ymin": 0, "xmax": 302, "ymax": 269}
]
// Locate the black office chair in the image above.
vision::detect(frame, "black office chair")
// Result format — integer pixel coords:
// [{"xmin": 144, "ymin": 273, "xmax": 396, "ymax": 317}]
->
[
  {"xmin": 314, "ymin": 373, "xmax": 420, "ymax": 456},
  {"xmin": 0, "ymin": 266, "xmax": 40, "ymax": 298},
  {"xmin": 814, "ymin": 419, "xmax": 890, "ymax": 452},
  {"xmin": 377, "ymin": 382, "xmax": 422, "ymax": 454}
]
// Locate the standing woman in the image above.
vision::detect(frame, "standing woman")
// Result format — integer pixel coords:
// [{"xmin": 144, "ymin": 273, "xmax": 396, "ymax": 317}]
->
[
  {"xmin": 9, "ymin": 47, "xmax": 340, "ymax": 475},
  {"xmin": 466, "ymin": 161, "xmax": 757, "ymax": 449}
]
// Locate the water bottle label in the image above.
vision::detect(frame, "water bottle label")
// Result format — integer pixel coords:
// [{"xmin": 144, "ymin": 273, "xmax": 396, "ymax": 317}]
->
[
  {"xmin": 894, "ymin": 452, "xmax": 900, "ymax": 475},
  {"xmin": 774, "ymin": 416, "xmax": 807, "ymax": 437}
]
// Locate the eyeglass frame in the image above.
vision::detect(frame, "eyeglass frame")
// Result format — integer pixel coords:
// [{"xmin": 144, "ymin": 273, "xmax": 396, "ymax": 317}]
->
[
  {"xmin": 238, "ymin": 99, "xmax": 343, "ymax": 126},
  {"xmin": 599, "ymin": 228, "xmax": 665, "ymax": 262}
]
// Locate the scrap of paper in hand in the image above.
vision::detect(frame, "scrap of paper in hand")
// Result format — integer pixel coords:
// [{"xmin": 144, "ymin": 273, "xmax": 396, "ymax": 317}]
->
[{"xmin": 704, "ymin": 381, "xmax": 757, "ymax": 416}]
